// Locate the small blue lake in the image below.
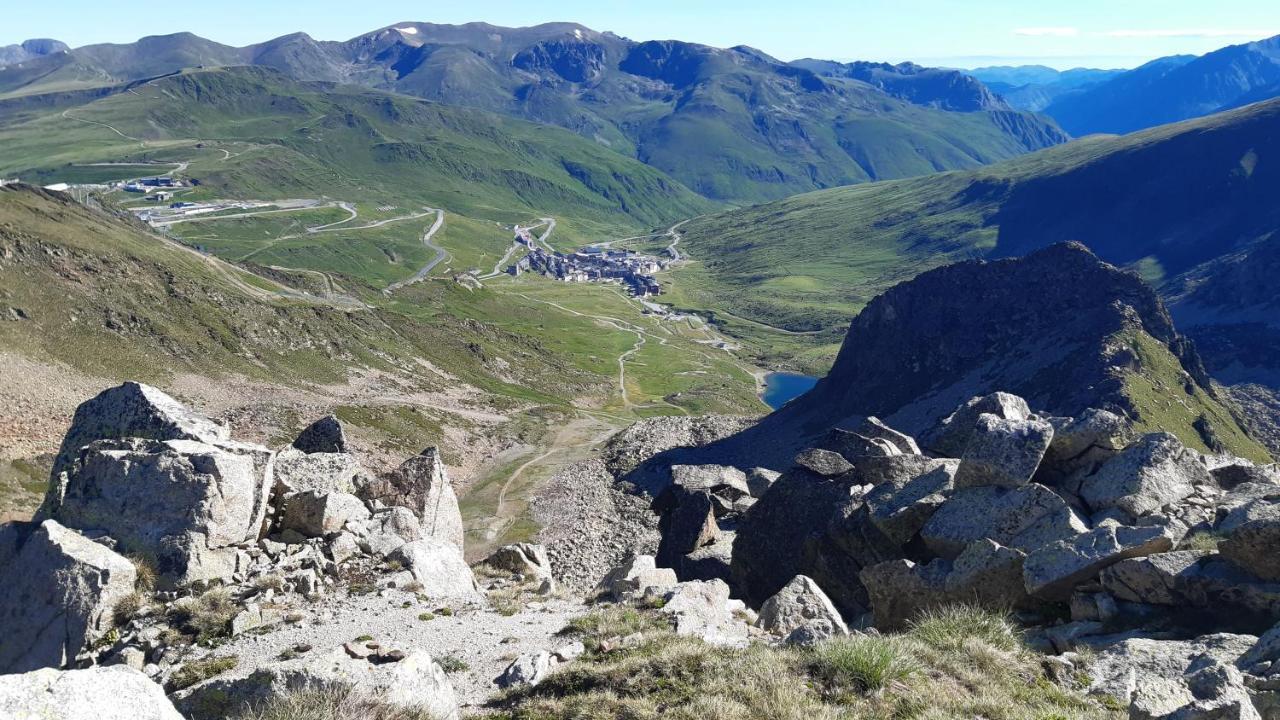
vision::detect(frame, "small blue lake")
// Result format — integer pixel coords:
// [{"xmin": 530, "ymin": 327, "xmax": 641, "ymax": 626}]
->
[{"xmin": 762, "ymin": 372, "xmax": 819, "ymax": 410}]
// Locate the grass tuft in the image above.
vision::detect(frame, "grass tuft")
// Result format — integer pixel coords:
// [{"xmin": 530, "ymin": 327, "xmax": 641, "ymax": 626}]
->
[
  {"xmin": 807, "ymin": 634, "xmax": 920, "ymax": 694},
  {"xmin": 229, "ymin": 685, "xmax": 441, "ymax": 720},
  {"xmin": 168, "ymin": 655, "xmax": 238, "ymax": 691},
  {"xmin": 907, "ymin": 604, "xmax": 1022, "ymax": 653},
  {"xmin": 170, "ymin": 588, "xmax": 238, "ymax": 644}
]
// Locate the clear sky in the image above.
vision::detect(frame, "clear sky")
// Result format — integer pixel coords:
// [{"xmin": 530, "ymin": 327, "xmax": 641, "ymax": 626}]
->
[{"xmin": 6, "ymin": 0, "xmax": 1280, "ymax": 70}]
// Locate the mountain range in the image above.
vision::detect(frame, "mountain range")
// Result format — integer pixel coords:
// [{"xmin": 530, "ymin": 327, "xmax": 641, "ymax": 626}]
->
[
  {"xmin": 0, "ymin": 23, "xmax": 1068, "ymax": 203},
  {"xmin": 976, "ymin": 34, "xmax": 1280, "ymax": 135}
]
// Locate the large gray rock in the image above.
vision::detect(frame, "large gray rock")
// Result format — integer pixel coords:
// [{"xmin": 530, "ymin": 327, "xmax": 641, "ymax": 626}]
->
[
  {"xmin": 496, "ymin": 651, "xmax": 553, "ymax": 688},
  {"xmin": 1040, "ymin": 409, "xmax": 1133, "ymax": 478},
  {"xmin": 853, "ymin": 416, "xmax": 922, "ymax": 455},
  {"xmin": 388, "ymin": 538, "xmax": 480, "ymax": 600},
  {"xmin": 280, "ymin": 491, "xmax": 370, "ymax": 539},
  {"xmin": 794, "ymin": 447, "xmax": 856, "ymax": 476},
  {"xmin": 0, "ymin": 665, "xmax": 183, "ymax": 720},
  {"xmin": 921, "ymin": 483, "xmax": 1087, "ymax": 559},
  {"xmin": 954, "ymin": 413, "xmax": 1054, "ymax": 489},
  {"xmin": 1220, "ymin": 518, "xmax": 1280, "ymax": 581},
  {"xmin": 679, "ymin": 533, "xmax": 736, "ymax": 584},
  {"xmin": 1218, "ymin": 498, "xmax": 1280, "ymax": 536},
  {"xmin": 357, "ymin": 448, "xmax": 463, "ymax": 550},
  {"xmin": 347, "ymin": 506, "xmax": 423, "ymax": 557},
  {"xmin": 923, "ymin": 391, "xmax": 1030, "ymax": 457},
  {"xmin": 658, "ymin": 579, "xmax": 749, "ymax": 647},
  {"xmin": 1101, "ymin": 550, "xmax": 1209, "ymax": 605},
  {"xmin": 731, "ymin": 466, "xmax": 893, "ymax": 618},
  {"xmin": 1024, "ymin": 522, "xmax": 1177, "ymax": 600},
  {"xmin": 757, "ymin": 575, "xmax": 849, "ymax": 643},
  {"xmin": 861, "ymin": 539, "xmax": 1027, "ymax": 630},
  {"xmin": 486, "ymin": 543, "xmax": 554, "ymax": 584},
  {"xmin": 593, "ymin": 554, "xmax": 678, "ymax": 601},
  {"xmin": 859, "ymin": 456, "xmax": 957, "ymax": 545},
  {"xmin": 0, "ymin": 520, "xmax": 136, "ymax": 673},
  {"xmin": 291, "ymin": 415, "xmax": 348, "ymax": 454},
  {"xmin": 274, "ymin": 446, "xmax": 366, "ymax": 499},
  {"xmin": 745, "ymin": 467, "xmax": 781, "ymax": 498},
  {"xmin": 669, "ymin": 464, "xmax": 751, "ymax": 498},
  {"xmin": 656, "ymin": 490, "xmax": 718, "ymax": 569},
  {"xmin": 1088, "ymin": 634, "xmax": 1260, "ymax": 720},
  {"xmin": 49, "ymin": 382, "xmax": 229, "ymax": 482},
  {"xmin": 174, "ymin": 645, "xmax": 459, "ymax": 720},
  {"xmin": 51, "ymin": 438, "xmax": 270, "ymax": 584},
  {"xmin": 1080, "ymin": 433, "xmax": 1210, "ymax": 519},
  {"xmin": 817, "ymin": 429, "xmax": 899, "ymax": 463}
]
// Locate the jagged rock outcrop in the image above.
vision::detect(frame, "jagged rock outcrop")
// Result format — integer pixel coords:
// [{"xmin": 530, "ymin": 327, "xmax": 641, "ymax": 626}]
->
[
  {"xmin": 358, "ymin": 448, "xmax": 464, "ymax": 549},
  {"xmin": 705, "ymin": 243, "xmax": 1244, "ymax": 469},
  {"xmin": 0, "ymin": 665, "xmax": 182, "ymax": 720},
  {"xmin": 48, "ymin": 382, "xmax": 230, "ymax": 483},
  {"xmin": 0, "ymin": 520, "xmax": 137, "ymax": 673},
  {"xmin": 51, "ymin": 437, "xmax": 272, "ymax": 585}
]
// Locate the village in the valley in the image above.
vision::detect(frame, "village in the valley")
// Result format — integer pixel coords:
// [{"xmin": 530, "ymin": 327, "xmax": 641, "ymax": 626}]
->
[{"xmin": 506, "ymin": 226, "xmax": 669, "ymax": 297}]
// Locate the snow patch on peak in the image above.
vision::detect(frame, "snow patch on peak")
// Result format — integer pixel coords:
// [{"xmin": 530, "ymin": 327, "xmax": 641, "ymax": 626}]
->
[{"xmin": 396, "ymin": 26, "xmax": 419, "ymax": 35}]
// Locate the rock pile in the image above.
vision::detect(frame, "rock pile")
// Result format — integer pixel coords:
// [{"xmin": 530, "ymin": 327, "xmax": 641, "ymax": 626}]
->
[
  {"xmin": 637, "ymin": 390, "xmax": 1280, "ymax": 717},
  {"xmin": 0, "ymin": 382, "xmax": 480, "ymax": 717}
]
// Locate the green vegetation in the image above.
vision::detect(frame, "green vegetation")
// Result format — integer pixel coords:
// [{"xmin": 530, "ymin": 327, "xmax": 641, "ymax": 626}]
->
[
  {"xmin": 169, "ymin": 588, "xmax": 238, "ymax": 644},
  {"xmin": 168, "ymin": 655, "xmax": 239, "ymax": 691},
  {"xmin": 500, "ymin": 605, "xmax": 1119, "ymax": 720},
  {"xmin": 1121, "ymin": 330, "xmax": 1271, "ymax": 462},
  {"xmin": 436, "ymin": 655, "xmax": 470, "ymax": 674}
]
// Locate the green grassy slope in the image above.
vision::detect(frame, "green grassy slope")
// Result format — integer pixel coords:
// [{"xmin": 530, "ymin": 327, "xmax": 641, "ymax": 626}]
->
[
  {"xmin": 671, "ymin": 98, "xmax": 1280, "ymax": 371},
  {"xmin": 0, "ymin": 66, "xmax": 716, "ymax": 235}
]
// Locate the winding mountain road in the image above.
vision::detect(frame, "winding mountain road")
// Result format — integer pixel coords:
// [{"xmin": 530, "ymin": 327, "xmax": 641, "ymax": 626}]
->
[{"xmin": 383, "ymin": 208, "xmax": 447, "ymax": 293}]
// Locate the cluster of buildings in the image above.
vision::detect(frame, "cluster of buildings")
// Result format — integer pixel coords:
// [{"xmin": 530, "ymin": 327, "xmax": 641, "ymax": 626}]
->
[
  {"xmin": 119, "ymin": 176, "xmax": 181, "ymax": 194},
  {"xmin": 508, "ymin": 243, "xmax": 666, "ymax": 296}
]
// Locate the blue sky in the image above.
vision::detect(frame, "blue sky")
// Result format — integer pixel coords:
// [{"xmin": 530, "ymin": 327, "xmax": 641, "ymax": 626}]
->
[{"xmin": 6, "ymin": 0, "xmax": 1280, "ymax": 69}]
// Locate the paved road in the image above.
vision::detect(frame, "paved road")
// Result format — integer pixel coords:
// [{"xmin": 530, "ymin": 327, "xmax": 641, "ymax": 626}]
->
[{"xmin": 383, "ymin": 208, "xmax": 447, "ymax": 293}]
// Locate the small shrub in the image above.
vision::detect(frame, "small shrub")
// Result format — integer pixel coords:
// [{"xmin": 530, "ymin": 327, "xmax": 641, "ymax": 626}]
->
[
  {"xmin": 353, "ymin": 634, "xmax": 374, "ymax": 643},
  {"xmin": 169, "ymin": 655, "xmax": 238, "ymax": 691},
  {"xmin": 808, "ymin": 635, "xmax": 920, "ymax": 694},
  {"xmin": 401, "ymin": 580, "xmax": 424, "ymax": 594},
  {"xmin": 129, "ymin": 554, "xmax": 159, "ymax": 592},
  {"xmin": 253, "ymin": 574, "xmax": 286, "ymax": 593},
  {"xmin": 170, "ymin": 588, "xmax": 238, "ymax": 644},
  {"xmin": 437, "ymin": 607, "xmax": 454, "ymax": 617},
  {"xmin": 908, "ymin": 605, "xmax": 1021, "ymax": 653},
  {"xmin": 436, "ymin": 655, "xmax": 469, "ymax": 673},
  {"xmin": 1180, "ymin": 531, "xmax": 1221, "ymax": 553},
  {"xmin": 113, "ymin": 591, "xmax": 146, "ymax": 627},
  {"xmin": 418, "ymin": 612, "xmax": 435, "ymax": 622},
  {"xmin": 230, "ymin": 685, "xmax": 438, "ymax": 720},
  {"xmin": 348, "ymin": 583, "xmax": 376, "ymax": 596}
]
